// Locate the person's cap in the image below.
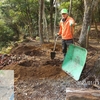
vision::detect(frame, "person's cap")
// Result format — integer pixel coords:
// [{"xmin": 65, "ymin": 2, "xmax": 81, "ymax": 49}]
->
[{"xmin": 61, "ymin": 9, "xmax": 68, "ymax": 14}]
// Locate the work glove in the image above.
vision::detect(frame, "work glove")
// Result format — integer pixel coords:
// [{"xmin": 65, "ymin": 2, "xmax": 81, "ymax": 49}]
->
[
  {"xmin": 55, "ymin": 34, "xmax": 60, "ymax": 38},
  {"xmin": 69, "ymin": 20, "xmax": 74, "ymax": 26}
]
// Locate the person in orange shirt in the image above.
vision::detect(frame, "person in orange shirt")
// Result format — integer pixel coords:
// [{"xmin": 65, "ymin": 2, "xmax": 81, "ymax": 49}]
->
[{"xmin": 57, "ymin": 8, "xmax": 75, "ymax": 60}]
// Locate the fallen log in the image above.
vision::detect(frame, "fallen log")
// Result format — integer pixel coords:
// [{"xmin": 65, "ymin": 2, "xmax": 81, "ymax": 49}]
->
[{"xmin": 66, "ymin": 88, "xmax": 100, "ymax": 100}]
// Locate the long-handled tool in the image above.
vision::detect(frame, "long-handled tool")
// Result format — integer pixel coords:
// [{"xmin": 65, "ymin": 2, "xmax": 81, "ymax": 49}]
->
[{"xmin": 50, "ymin": 36, "xmax": 59, "ymax": 59}]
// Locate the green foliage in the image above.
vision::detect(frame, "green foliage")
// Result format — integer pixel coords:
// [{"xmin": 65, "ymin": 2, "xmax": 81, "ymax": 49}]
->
[
  {"xmin": 0, "ymin": 19, "xmax": 14, "ymax": 47},
  {"xmin": 59, "ymin": 0, "xmax": 84, "ymax": 23},
  {"xmin": 0, "ymin": 0, "xmax": 100, "ymax": 49},
  {"xmin": 60, "ymin": 2, "xmax": 70, "ymax": 10},
  {"xmin": 0, "ymin": 0, "xmax": 39, "ymax": 48},
  {"xmin": 0, "ymin": 46, "xmax": 13, "ymax": 54}
]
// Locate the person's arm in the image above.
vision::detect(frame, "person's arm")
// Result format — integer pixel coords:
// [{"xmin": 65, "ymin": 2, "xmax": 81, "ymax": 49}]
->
[{"xmin": 69, "ymin": 19, "xmax": 75, "ymax": 36}]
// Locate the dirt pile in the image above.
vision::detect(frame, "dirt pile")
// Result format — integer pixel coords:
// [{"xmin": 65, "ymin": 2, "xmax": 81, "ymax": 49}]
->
[
  {"xmin": 1, "ymin": 41, "xmax": 99, "ymax": 82},
  {"xmin": 2, "ymin": 42, "xmax": 66, "ymax": 82}
]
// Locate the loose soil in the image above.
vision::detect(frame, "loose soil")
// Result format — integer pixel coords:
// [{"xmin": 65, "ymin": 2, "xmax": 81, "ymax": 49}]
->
[{"xmin": 1, "ymin": 38, "xmax": 100, "ymax": 100}]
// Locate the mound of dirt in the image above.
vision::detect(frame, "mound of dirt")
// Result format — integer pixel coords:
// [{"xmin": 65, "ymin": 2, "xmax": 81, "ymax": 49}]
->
[
  {"xmin": 3, "ymin": 60, "xmax": 66, "ymax": 83},
  {"xmin": 11, "ymin": 43, "xmax": 41, "ymax": 55},
  {"xmin": 2, "ymin": 42, "xmax": 65, "ymax": 83}
]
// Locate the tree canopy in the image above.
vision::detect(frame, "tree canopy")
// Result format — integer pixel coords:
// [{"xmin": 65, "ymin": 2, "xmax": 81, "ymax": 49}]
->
[{"xmin": 0, "ymin": 0, "xmax": 100, "ymax": 49}]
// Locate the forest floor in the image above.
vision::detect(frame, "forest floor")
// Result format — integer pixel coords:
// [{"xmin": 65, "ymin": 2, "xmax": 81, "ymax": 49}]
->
[{"xmin": 1, "ymin": 26, "xmax": 100, "ymax": 100}]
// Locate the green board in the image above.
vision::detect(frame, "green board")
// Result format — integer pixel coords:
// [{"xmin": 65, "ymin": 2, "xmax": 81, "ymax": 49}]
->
[{"xmin": 62, "ymin": 44, "xmax": 87, "ymax": 81}]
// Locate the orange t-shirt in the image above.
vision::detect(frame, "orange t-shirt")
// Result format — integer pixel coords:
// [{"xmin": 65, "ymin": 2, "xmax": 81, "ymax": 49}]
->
[{"xmin": 58, "ymin": 16, "xmax": 75, "ymax": 40}]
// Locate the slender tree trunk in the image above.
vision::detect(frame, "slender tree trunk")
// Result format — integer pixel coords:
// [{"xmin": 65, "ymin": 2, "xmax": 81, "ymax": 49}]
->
[
  {"xmin": 43, "ymin": 2, "xmax": 49, "ymax": 42},
  {"xmin": 92, "ymin": 7, "xmax": 99, "ymax": 43},
  {"xmin": 69, "ymin": 0, "xmax": 72, "ymax": 16},
  {"xmin": 79, "ymin": 0, "xmax": 92, "ymax": 48},
  {"xmin": 25, "ymin": 0, "xmax": 34, "ymax": 37},
  {"xmin": 39, "ymin": 0, "xmax": 44, "ymax": 43},
  {"xmin": 94, "ymin": 21, "xmax": 99, "ymax": 43},
  {"xmin": 79, "ymin": 0, "xmax": 99, "ymax": 48},
  {"xmin": 54, "ymin": 0, "xmax": 57, "ymax": 40},
  {"xmin": 50, "ymin": 0, "xmax": 54, "ymax": 38}
]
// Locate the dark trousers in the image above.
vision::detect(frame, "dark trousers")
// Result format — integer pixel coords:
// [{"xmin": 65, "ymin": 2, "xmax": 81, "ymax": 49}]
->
[{"xmin": 62, "ymin": 39, "xmax": 73, "ymax": 57}]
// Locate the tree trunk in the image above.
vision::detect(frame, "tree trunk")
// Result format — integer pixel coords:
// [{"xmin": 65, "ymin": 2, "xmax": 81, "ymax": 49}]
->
[
  {"xmin": 43, "ymin": 3, "xmax": 49, "ymax": 42},
  {"xmin": 79, "ymin": 0, "xmax": 92, "ymax": 48},
  {"xmin": 25, "ymin": 0, "xmax": 34, "ymax": 37},
  {"xmin": 79, "ymin": 0, "xmax": 99, "ymax": 48},
  {"xmin": 54, "ymin": 0, "xmax": 57, "ymax": 40},
  {"xmin": 38, "ymin": 0, "xmax": 44, "ymax": 43},
  {"xmin": 69, "ymin": 0, "xmax": 72, "ymax": 16},
  {"xmin": 66, "ymin": 88, "xmax": 100, "ymax": 100},
  {"xmin": 94, "ymin": 18, "xmax": 99, "ymax": 43},
  {"xmin": 50, "ymin": 0, "xmax": 54, "ymax": 38}
]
